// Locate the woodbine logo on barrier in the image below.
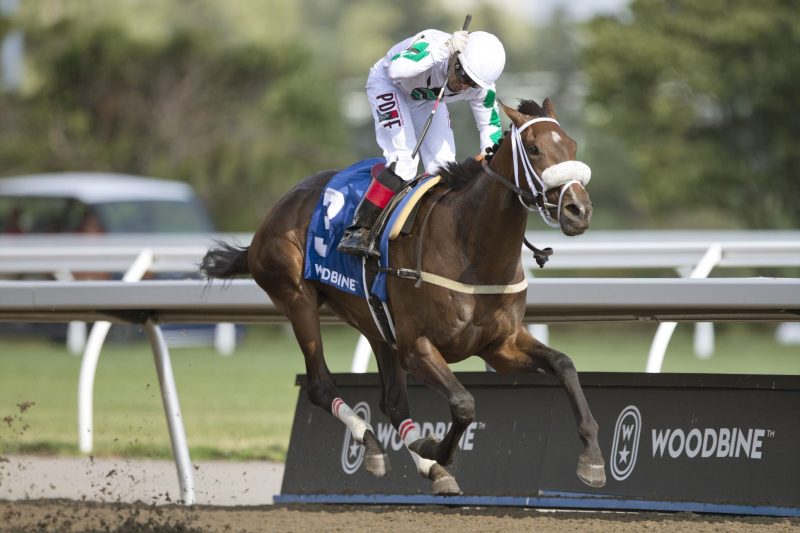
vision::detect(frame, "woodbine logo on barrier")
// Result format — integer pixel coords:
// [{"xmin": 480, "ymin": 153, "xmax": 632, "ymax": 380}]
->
[
  {"xmin": 651, "ymin": 425, "xmax": 771, "ymax": 460},
  {"xmin": 611, "ymin": 404, "xmax": 774, "ymax": 483},
  {"xmin": 280, "ymin": 373, "xmax": 800, "ymax": 514},
  {"xmin": 610, "ymin": 405, "xmax": 641, "ymax": 481}
]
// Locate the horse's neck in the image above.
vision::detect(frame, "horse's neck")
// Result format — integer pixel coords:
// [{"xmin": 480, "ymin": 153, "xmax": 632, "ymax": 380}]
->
[{"xmin": 448, "ymin": 157, "xmax": 528, "ymax": 275}]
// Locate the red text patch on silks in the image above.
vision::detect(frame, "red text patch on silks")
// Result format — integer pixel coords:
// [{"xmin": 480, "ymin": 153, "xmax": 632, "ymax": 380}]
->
[{"xmin": 376, "ymin": 93, "xmax": 403, "ymax": 129}]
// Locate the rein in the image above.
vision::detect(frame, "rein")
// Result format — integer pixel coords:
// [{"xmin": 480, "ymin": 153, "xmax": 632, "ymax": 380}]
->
[
  {"xmin": 481, "ymin": 160, "xmax": 540, "ymax": 204},
  {"xmin": 480, "ymin": 115, "xmax": 592, "ymax": 267},
  {"xmin": 479, "ymin": 160, "xmax": 555, "ymax": 267}
]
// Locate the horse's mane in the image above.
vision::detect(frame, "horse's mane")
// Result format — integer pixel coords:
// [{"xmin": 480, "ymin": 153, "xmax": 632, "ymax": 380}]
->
[
  {"xmin": 436, "ymin": 100, "xmax": 545, "ymax": 189},
  {"xmin": 436, "ymin": 158, "xmax": 483, "ymax": 190}
]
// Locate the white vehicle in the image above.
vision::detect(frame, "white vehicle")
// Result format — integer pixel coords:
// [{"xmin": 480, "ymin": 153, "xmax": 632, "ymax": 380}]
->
[
  {"xmin": 0, "ymin": 172, "xmax": 214, "ymax": 234},
  {"xmin": 0, "ymin": 172, "xmax": 220, "ymax": 345}
]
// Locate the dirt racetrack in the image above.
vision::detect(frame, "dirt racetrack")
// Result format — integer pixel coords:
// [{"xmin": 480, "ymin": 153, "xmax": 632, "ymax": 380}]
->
[
  {"xmin": 2, "ymin": 500, "xmax": 800, "ymax": 533},
  {"xmin": 1, "ymin": 456, "xmax": 798, "ymax": 532}
]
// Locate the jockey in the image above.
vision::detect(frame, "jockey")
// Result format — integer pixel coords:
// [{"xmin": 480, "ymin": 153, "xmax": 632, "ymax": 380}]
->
[{"xmin": 338, "ymin": 28, "xmax": 506, "ymax": 257}]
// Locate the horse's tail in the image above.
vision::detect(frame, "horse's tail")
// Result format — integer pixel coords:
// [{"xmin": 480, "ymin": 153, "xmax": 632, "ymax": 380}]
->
[{"xmin": 200, "ymin": 241, "xmax": 250, "ymax": 279}]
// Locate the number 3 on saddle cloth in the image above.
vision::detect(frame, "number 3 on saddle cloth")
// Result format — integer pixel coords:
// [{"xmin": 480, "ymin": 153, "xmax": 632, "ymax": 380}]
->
[{"xmin": 303, "ymin": 158, "xmax": 441, "ymax": 346}]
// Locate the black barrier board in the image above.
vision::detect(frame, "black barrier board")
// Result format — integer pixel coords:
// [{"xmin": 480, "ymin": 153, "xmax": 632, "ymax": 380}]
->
[{"xmin": 277, "ymin": 373, "xmax": 800, "ymax": 516}]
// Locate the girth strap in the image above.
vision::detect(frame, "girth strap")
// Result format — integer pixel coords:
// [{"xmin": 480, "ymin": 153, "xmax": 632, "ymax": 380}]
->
[{"xmin": 379, "ymin": 267, "xmax": 528, "ymax": 294}]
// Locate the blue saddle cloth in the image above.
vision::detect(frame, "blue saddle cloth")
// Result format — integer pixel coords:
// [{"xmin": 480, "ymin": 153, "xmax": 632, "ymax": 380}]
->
[
  {"xmin": 304, "ymin": 158, "xmax": 438, "ymax": 302},
  {"xmin": 303, "ymin": 158, "xmax": 381, "ymax": 298}
]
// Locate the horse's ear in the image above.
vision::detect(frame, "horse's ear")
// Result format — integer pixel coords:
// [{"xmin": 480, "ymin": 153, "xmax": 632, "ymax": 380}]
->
[
  {"xmin": 500, "ymin": 100, "xmax": 526, "ymax": 127},
  {"xmin": 542, "ymin": 97, "xmax": 558, "ymax": 120}
]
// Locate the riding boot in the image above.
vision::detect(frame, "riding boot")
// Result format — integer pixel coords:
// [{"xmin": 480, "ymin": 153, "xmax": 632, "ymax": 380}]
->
[{"xmin": 338, "ymin": 166, "xmax": 406, "ymax": 258}]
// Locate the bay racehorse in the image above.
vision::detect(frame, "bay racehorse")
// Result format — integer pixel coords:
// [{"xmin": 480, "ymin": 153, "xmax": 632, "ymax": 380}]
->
[{"xmin": 200, "ymin": 98, "xmax": 605, "ymax": 494}]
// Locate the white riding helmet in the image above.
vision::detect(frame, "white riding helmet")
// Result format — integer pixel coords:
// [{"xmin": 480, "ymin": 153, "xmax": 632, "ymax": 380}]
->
[{"xmin": 458, "ymin": 31, "xmax": 506, "ymax": 89}]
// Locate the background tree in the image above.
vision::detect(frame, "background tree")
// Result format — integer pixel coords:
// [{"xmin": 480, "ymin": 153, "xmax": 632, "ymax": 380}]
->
[
  {"xmin": 0, "ymin": 1, "xmax": 350, "ymax": 230},
  {"xmin": 584, "ymin": 0, "xmax": 800, "ymax": 228},
  {"xmin": 527, "ymin": 8, "xmax": 645, "ymax": 229}
]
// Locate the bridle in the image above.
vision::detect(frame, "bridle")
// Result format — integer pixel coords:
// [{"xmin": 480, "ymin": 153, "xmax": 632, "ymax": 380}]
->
[{"xmin": 481, "ymin": 117, "xmax": 585, "ymax": 228}]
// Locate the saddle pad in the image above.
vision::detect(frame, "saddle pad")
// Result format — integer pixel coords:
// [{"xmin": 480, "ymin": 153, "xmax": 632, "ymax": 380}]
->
[
  {"xmin": 303, "ymin": 158, "xmax": 383, "ymax": 297},
  {"xmin": 371, "ymin": 174, "xmax": 441, "ymax": 302},
  {"xmin": 387, "ymin": 175, "xmax": 441, "ymax": 239}
]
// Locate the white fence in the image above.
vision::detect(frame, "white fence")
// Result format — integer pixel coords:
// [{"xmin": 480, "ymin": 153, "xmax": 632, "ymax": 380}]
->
[
  {"xmin": 0, "ymin": 233, "xmax": 244, "ymax": 355},
  {"xmin": 4, "ymin": 230, "xmax": 797, "ymax": 273},
  {"xmin": 3, "ymin": 230, "xmax": 799, "ymax": 353},
  {"xmin": 522, "ymin": 230, "xmax": 800, "ymax": 372},
  {"xmin": 2, "ymin": 230, "xmax": 799, "ymax": 371}
]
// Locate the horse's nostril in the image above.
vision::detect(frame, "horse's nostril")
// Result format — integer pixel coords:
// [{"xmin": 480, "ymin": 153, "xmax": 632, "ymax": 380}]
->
[{"xmin": 565, "ymin": 203, "xmax": 584, "ymax": 218}]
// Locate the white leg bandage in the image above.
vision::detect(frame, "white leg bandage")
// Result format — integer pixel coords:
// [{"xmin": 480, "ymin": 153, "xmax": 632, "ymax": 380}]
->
[
  {"xmin": 399, "ymin": 418, "xmax": 435, "ymax": 476},
  {"xmin": 410, "ymin": 451, "xmax": 436, "ymax": 476},
  {"xmin": 331, "ymin": 398, "xmax": 372, "ymax": 442},
  {"xmin": 398, "ymin": 418, "xmax": 421, "ymax": 446}
]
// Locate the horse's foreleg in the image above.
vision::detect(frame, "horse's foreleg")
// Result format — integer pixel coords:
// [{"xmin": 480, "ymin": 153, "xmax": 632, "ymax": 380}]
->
[
  {"xmin": 484, "ymin": 328, "xmax": 606, "ymax": 488},
  {"xmin": 282, "ymin": 290, "xmax": 387, "ymax": 477},
  {"xmin": 403, "ymin": 337, "xmax": 475, "ymax": 468},
  {"xmin": 372, "ymin": 341, "xmax": 460, "ymax": 495}
]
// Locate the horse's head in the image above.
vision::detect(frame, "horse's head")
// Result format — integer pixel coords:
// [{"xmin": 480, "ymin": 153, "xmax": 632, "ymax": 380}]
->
[{"xmin": 495, "ymin": 98, "xmax": 593, "ymax": 236}]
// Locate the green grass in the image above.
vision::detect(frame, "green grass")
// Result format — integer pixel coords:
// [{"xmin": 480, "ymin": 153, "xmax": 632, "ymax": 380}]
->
[{"xmin": 0, "ymin": 323, "xmax": 797, "ymax": 461}]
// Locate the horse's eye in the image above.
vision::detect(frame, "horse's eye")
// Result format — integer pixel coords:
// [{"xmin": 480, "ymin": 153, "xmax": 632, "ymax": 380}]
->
[{"xmin": 527, "ymin": 145, "xmax": 540, "ymax": 156}]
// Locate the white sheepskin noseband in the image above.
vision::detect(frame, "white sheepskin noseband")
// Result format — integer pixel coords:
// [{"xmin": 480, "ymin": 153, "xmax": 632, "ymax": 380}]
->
[{"xmin": 541, "ymin": 160, "xmax": 591, "ymax": 189}]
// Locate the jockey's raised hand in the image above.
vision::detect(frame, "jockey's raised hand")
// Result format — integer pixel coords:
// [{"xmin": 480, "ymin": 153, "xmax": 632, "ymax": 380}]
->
[{"xmin": 446, "ymin": 30, "xmax": 469, "ymax": 55}]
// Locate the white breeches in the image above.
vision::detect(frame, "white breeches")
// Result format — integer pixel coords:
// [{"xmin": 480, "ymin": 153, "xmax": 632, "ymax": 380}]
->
[{"xmin": 367, "ymin": 70, "xmax": 456, "ymax": 181}]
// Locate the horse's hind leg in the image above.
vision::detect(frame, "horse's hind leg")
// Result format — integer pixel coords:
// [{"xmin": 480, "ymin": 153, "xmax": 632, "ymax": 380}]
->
[
  {"xmin": 276, "ymin": 287, "xmax": 388, "ymax": 477},
  {"xmin": 484, "ymin": 327, "xmax": 606, "ymax": 488},
  {"xmin": 371, "ymin": 340, "xmax": 460, "ymax": 495}
]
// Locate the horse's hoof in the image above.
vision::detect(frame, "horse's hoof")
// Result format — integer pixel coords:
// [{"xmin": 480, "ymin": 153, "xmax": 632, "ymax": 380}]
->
[
  {"xmin": 577, "ymin": 457, "xmax": 606, "ymax": 488},
  {"xmin": 428, "ymin": 464, "xmax": 461, "ymax": 496},
  {"xmin": 408, "ymin": 435, "xmax": 439, "ymax": 460},
  {"xmin": 364, "ymin": 453, "xmax": 390, "ymax": 477},
  {"xmin": 362, "ymin": 430, "xmax": 389, "ymax": 477}
]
